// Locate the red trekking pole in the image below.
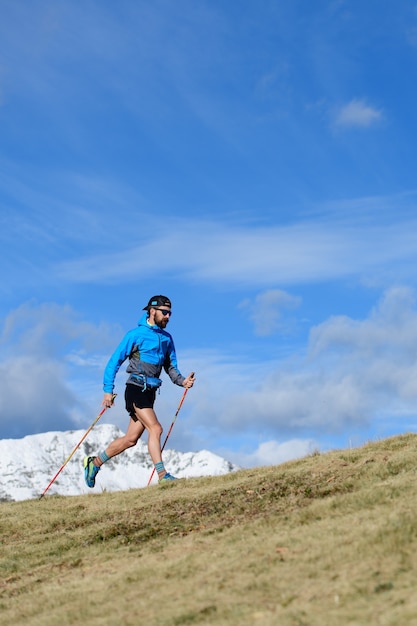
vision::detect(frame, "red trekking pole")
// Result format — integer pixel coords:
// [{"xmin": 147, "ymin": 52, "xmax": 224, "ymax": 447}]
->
[
  {"xmin": 39, "ymin": 395, "xmax": 116, "ymax": 499},
  {"xmin": 147, "ymin": 376, "xmax": 194, "ymax": 486}
]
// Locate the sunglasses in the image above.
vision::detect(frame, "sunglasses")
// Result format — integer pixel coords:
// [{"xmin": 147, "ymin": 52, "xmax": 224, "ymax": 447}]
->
[{"xmin": 154, "ymin": 308, "xmax": 172, "ymax": 317}]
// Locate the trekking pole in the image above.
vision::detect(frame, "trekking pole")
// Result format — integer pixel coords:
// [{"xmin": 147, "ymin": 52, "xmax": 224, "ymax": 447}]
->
[
  {"xmin": 147, "ymin": 374, "xmax": 194, "ymax": 486},
  {"xmin": 39, "ymin": 394, "xmax": 116, "ymax": 499}
]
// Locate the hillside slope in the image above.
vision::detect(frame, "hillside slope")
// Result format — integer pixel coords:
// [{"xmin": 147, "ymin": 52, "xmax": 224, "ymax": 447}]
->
[{"xmin": 2, "ymin": 434, "xmax": 417, "ymax": 625}]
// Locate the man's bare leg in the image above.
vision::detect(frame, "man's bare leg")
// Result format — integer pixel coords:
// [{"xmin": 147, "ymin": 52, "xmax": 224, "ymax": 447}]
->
[
  {"xmin": 92, "ymin": 418, "xmax": 145, "ymax": 468},
  {"xmin": 87, "ymin": 406, "xmax": 169, "ymax": 482},
  {"xmin": 131, "ymin": 405, "xmax": 165, "ymax": 471}
]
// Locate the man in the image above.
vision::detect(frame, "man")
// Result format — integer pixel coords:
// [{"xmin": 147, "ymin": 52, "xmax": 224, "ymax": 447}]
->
[{"xmin": 84, "ymin": 295, "xmax": 195, "ymax": 488}]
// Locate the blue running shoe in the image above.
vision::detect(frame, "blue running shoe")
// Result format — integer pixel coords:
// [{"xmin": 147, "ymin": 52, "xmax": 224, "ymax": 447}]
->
[
  {"xmin": 84, "ymin": 456, "xmax": 100, "ymax": 488},
  {"xmin": 159, "ymin": 472, "xmax": 177, "ymax": 483}
]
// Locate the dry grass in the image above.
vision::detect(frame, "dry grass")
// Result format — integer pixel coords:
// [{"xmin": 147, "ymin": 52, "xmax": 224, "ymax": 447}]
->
[{"xmin": 2, "ymin": 433, "xmax": 417, "ymax": 625}]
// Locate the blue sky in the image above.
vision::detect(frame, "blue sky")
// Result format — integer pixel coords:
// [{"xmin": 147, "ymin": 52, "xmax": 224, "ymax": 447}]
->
[{"xmin": 2, "ymin": 0, "xmax": 417, "ymax": 468}]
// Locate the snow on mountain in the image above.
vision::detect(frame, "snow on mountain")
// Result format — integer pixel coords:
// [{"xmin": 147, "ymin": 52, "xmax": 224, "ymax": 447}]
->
[{"xmin": 0, "ymin": 423, "xmax": 240, "ymax": 502}]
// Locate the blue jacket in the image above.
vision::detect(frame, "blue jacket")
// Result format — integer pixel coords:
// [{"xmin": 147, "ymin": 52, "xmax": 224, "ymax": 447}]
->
[{"xmin": 103, "ymin": 313, "xmax": 185, "ymax": 393}]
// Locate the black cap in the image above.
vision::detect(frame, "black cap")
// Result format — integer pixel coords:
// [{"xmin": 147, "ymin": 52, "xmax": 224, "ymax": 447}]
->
[{"xmin": 143, "ymin": 295, "xmax": 172, "ymax": 311}]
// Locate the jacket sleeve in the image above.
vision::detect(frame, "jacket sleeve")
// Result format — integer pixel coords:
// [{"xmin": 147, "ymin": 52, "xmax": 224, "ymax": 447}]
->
[
  {"xmin": 163, "ymin": 338, "xmax": 185, "ymax": 387},
  {"xmin": 103, "ymin": 330, "xmax": 137, "ymax": 393}
]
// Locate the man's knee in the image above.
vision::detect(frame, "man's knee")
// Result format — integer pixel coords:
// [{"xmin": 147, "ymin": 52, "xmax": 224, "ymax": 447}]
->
[{"xmin": 149, "ymin": 423, "xmax": 163, "ymax": 437}]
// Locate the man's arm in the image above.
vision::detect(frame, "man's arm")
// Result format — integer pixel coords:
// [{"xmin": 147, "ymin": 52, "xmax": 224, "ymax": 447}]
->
[{"xmin": 103, "ymin": 330, "xmax": 137, "ymax": 393}]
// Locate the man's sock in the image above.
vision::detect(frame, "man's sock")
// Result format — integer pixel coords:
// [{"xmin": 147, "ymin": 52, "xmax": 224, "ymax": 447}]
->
[
  {"xmin": 94, "ymin": 450, "xmax": 110, "ymax": 467},
  {"xmin": 154, "ymin": 461, "xmax": 166, "ymax": 478}
]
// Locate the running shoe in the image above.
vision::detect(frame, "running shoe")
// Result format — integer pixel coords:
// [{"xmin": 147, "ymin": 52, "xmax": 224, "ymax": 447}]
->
[
  {"xmin": 159, "ymin": 472, "xmax": 177, "ymax": 482},
  {"xmin": 84, "ymin": 456, "xmax": 100, "ymax": 488}
]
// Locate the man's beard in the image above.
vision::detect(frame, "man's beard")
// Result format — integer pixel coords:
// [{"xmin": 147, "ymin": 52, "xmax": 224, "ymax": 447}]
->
[{"xmin": 156, "ymin": 318, "xmax": 169, "ymax": 329}]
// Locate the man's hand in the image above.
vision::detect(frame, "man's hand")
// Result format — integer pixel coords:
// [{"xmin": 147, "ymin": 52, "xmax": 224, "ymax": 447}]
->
[
  {"xmin": 102, "ymin": 393, "xmax": 116, "ymax": 408},
  {"xmin": 183, "ymin": 372, "xmax": 195, "ymax": 389}
]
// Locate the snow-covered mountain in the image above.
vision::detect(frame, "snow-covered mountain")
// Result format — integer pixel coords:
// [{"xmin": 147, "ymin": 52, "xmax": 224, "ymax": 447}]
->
[{"xmin": 0, "ymin": 423, "xmax": 240, "ymax": 502}]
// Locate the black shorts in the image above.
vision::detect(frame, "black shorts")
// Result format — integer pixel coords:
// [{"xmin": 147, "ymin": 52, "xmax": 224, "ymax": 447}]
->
[{"xmin": 125, "ymin": 383, "xmax": 156, "ymax": 419}]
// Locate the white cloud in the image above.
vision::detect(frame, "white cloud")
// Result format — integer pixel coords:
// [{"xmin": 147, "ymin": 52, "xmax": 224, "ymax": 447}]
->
[
  {"xmin": 0, "ymin": 355, "xmax": 76, "ymax": 438},
  {"xmin": 334, "ymin": 99, "xmax": 383, "ymax": 128},
  {"xmin": 239, "ymin": 289, "xmax": 302, "ymax": 336},
  {"xmin": 231, "ymin": 438, "xmax": 318, "ymax": 468},
  {"xmin": 0, "ymin": 301, "xmax": 122, "ymax": 438},
  {"xmin": 1, "ymin": 300, "xmax": 120, "ymax": 356},
  {"xmin": 181, "ymin": 286, "xmax": 417, "ymax": 450},
  {"xmin": 310, "ymin": 286, "xmax": 417, "ymax": 358}
]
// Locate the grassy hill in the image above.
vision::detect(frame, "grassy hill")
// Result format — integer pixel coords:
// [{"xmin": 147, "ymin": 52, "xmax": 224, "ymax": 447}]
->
[{"xmin": 2, "ymin": 434, "xmax": 417, "ymax": 626}]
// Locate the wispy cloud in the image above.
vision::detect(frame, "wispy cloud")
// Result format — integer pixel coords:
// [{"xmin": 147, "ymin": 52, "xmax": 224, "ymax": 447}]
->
[
  {"xmin": 3, "ymin": 157, "xmax": 417, "ymax": 299},
  {"xmin": 56, "ymin": 206, "xmax": 417, "ymax": 288},
  {"xmin": 334, "ymin": 98, "xmax": 383, "ymax": 128}
]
